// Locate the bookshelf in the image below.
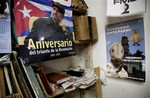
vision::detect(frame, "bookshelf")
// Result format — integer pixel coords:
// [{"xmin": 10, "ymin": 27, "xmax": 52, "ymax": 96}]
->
[{"xmin": 0, "ymin": 44, "xmax": 102, "ymax": 98}]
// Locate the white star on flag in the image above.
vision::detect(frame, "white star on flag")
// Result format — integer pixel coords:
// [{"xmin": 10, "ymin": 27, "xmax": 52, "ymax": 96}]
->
[{"xmin": 19, "ymin": 5, "xmax": 32, "ymax": 18}]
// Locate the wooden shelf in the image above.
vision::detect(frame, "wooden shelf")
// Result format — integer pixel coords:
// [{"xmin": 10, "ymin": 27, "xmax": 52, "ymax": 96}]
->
[
  {"xmin": 51, "ymin": 89, "xmax": 64, "ymax": 98},
  {"xmin": 47, "ymin": 67, "xmax": 102, "ymax": 98}
]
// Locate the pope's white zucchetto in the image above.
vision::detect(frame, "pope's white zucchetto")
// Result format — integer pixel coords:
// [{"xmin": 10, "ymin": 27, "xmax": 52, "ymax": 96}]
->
[{"xmin": 109, "ymin": 42, "xmax": 124, "ymax": 60}]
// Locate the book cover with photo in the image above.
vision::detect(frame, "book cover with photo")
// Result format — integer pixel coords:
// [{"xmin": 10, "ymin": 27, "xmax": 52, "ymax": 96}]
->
[
  {"xmin": 105, "ymin": 18, "xmax": 145, "ymax": 82},
  {"xmin": 14, "ymin": 0, "xmax": 76, "ymax": 65}
]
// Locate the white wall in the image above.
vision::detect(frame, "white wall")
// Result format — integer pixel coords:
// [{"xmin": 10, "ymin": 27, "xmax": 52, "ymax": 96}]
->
[
  {"xmin": 43, "ymin": 0, "xmax": 150, "ymax": 98},
  {"xmin": 85, "ymin": 0, "xmax": 150, "ymax": 98}
]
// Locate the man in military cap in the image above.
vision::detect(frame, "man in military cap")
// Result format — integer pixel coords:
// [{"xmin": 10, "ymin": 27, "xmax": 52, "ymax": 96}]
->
[
  {"xmin": 24, "ymin": 1, "xmax": 72, "ymax": 45},
  {"xmin": 106, "ymin": 42, "xmax": 128, "ymax": 78}
]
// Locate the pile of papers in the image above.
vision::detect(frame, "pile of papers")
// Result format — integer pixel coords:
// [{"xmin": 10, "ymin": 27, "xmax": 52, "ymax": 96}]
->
[{"xmin": 61, "ymin": 68, "xmax": 98, "ymax": 92}]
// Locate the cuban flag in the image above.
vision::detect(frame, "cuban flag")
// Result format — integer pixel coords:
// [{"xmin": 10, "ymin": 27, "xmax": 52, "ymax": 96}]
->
[{"xmin": 14, "ymin": 0, "xmax": 73, "ymax": 37}]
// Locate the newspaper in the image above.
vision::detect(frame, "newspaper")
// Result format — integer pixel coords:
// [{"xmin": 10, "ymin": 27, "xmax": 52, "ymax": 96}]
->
[{"xmin": 61, "ymin": 67, "xmax": 98, "ymax": 91}]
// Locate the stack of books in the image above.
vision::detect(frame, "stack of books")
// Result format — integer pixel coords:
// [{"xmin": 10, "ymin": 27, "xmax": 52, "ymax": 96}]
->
[
  {"xmin": 46, "ymin": 72, "xmax": 71, "ymax": 85},
  {"xmin": 1, "ymin": 51, "xmax": 69, "ymax": 98}
]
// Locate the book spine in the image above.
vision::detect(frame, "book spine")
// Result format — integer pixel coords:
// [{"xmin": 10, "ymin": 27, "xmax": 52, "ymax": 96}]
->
[
  {"xmin": 35, "ymin": 73, "xmax": 49, "ymax": 97},
  {"xmin": 0, "ymin": 66, "xmax": 6, "ymax": 98},
  {"xmin": 36, "ymin": 68, "xmax": 54, "ymax": 95},
  {"xmin": 19, "ymin": 58, "xmax": 45, "ymax": 98},
  {"xmin": 12, "ymin": 51, "xmax": 33, "ymax": 98},
  {"xmin": 3, "ymin": 66, "xmax": 13, "ymax": 95},
  {"xmin": 9, "ymin": 61, "xmax": 24, "ymax": 98}
]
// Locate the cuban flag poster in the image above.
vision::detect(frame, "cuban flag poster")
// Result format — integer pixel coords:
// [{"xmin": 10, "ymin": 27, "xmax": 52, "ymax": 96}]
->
[{"xmin": 14, "ymin": 0, "xmax": 76, "ymax": 65}]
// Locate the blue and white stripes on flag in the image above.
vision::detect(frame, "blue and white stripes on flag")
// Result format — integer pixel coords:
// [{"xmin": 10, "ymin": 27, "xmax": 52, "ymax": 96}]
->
[{"xmin": 28, "ymin": 0, "xmax": 74, "ymax": 32}]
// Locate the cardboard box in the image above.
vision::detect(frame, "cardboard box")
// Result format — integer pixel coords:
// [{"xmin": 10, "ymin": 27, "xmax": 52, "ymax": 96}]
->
[
  {"xmin": 73, "ymin": 16, "xmax": 98, "ymax": 42},
  {"xmin": 73, "ymin": 16, "xmax": 90, "ymax": 41},
  {"xmin": 88, "ymin": 16, "xmax": 98, "ymax": 40}
]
